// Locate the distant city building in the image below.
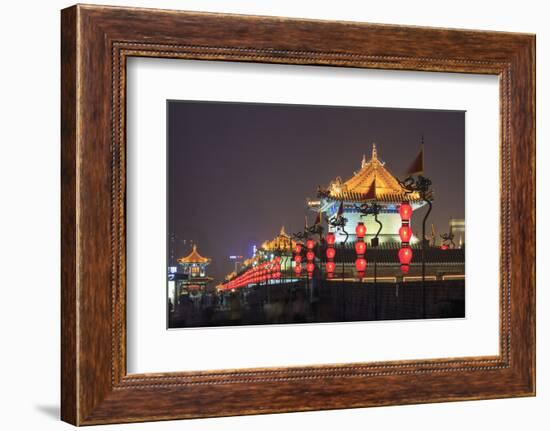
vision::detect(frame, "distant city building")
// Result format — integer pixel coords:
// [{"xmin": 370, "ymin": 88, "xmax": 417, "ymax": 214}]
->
[
  {"xmin": 229, "ymin": 255, "xmax": 244, "ymax": 274},
  {"xmin": 449, "ymin": 218, "xmax": 465, "ymax": 248},
  {"xmin": 309, "ymin": 144, "xmax": 427, "ymax": 245}
]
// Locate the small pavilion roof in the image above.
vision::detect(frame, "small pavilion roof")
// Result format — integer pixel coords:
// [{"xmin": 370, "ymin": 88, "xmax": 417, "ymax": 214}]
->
[
  {"xmin": 261, "ymin": 226, "xmax": 296, "ymax": 252},
  {"xmin": 177, "ymin": 245, "xmax": 211, "ymax": 264}
]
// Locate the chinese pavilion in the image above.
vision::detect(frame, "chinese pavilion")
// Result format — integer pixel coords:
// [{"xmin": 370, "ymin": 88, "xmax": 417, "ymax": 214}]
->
[
  {"xmin": 176, "ymin": 244, "xmax": 213, "ymax": 292},
  {"xmin": 309, "ymin": 144, "xmax": 427, "ymax": 245},
  {"xmin": 261, "ymin": 226, "xmax": 296, "ymax": 253}
]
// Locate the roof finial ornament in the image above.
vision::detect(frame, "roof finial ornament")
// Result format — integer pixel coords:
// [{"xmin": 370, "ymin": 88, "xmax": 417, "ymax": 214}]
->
[
  {"xmin": 372, "ymin": 143, "xmax": 378, "ymax": 160},
  {"xmin": 361, "ymin": 154, "xmax": 367, "ymax": 168}
]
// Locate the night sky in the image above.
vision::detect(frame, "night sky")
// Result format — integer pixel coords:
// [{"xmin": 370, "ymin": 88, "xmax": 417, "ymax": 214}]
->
[{"xmin": 167, "ymin": 101, "xmax": 465, "ymax": 284}]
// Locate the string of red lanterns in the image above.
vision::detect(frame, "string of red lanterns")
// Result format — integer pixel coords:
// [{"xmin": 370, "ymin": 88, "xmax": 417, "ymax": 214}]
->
[
  {"xmin": 325, "ymin": 232, "xmax": 336, "ymax": 279},
  {"xmin": 293, "ymin": 243, "xmax": 303, "ymax": 277},
  {"xmin": 220, "ymin": 256, "xmax": 282, "ymax": 291},
  {"xmin": 355, "ymin": 221, "xmax": 367, "ymax": 279},
  {"xmin": 306, "ymin": 239, "xmax": 315, "ymax": 279},
  {"xmin": 398, "ymin": 202, "xmax": 413, "ymax": 274}
]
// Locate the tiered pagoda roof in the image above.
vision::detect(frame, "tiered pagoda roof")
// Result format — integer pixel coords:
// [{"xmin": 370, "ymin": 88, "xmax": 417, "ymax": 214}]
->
[
  {"xmin": 177, "ymin": 244, "xmax": 211, "ymax": 264},
  {"xmin": 322, "ymin": 144, "xmax": 422, "ymax": 203}
]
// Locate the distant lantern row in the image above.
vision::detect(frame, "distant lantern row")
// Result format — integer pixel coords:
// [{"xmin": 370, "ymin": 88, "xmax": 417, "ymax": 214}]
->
[
  {"xmin": 293, "ymin": 201, "xmax": 416, "ymax": 279},
  {"xmin": 220, "ymin": 257, "xmax": 282, "ymax": 291}
]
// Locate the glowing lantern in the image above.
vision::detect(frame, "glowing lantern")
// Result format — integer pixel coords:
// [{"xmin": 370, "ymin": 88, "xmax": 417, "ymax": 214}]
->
[
  {"xmin": 326, "ymin": 232, "xmax": 336, "ymax": 245},
  {"xmin": 326, "ymin": 261, "xmax": 336, "ymax": 273},
  {"xmin": 440, "ymin": 244, "xmax": 449, "ymax": 250},
  {"xmin": 294, "ymin": 255, "xmax": 302, "ymax": 263},
  {"xmin": 399, "ymin": 225, "xmax": 413, "ymax": 243},
  {"xmin": 306, "ymin": 251, "xmax": 315, "ymax": 261},
  {"xmin": 306, "ymin": 262, "xmax": 315, "ymax": 273},
  {"xmin": 294, "ymin": 264, "xmax": 302, "ymax": 274},
  {"xmin": 355, "ymin": 222, "xmax": 367, "ymax": 239},
  {"xmin": 295, "ymin": 244, "xmax": 302, "ymax": 254},
  {"xmin": 399, "ymin": 202, "xmax": 412, "ymax": 222},
  {"xmin": 326, "ymin": 247, "xmax": 336, "ymax": 259},
  {"xmin": 306, "ymin": 239, "xmax": 315, "ymax": 249},
  {"xmin": 398, "ymin": 246, "xmax": 413, "ymax": 265},
  {"xmin": 355, "ymin": 257, "xmax": 367, "ymax": 272},
  {"xmin": 355, "ymin": 240, "xmax": 366, "ymax": 255}
]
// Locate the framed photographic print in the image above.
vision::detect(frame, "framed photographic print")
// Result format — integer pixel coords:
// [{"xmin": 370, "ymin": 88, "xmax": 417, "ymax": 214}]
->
[{"xmin": 61, "ymin": 4, "xmax": 535, "ymax": 425}]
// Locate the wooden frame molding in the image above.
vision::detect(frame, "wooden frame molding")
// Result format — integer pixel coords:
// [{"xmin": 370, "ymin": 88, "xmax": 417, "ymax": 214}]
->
[{"xmin": 61, "ymin": 4, "xmax": 535, "ymax": 425}]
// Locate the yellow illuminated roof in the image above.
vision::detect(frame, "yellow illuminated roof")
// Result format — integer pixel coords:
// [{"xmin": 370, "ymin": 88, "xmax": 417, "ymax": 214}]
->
[
  {"xmin": 261, "ymin": 226, "xmax": 296, "ymax": 252},
  {"xmin": 177, "ymin": 244, "xmax": 211, "ymax": 264},
  {"xmin": 326, "ymin": 144, "xmax": 421, "ymax": 202}
]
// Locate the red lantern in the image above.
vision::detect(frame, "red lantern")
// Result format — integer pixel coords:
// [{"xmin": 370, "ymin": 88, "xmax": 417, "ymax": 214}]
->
[
  {"xmin": 294, "ymin": 255, "xmax": 302, "ymax": 263},
  {"xmin": 326, "ymin": 232, "xmax": 336, "ymax": 245},
  {"xmin": 355, "ymin": 222, "xmax": 367, "ymax": 239},
  {"xmin": 294, "ymin": 244, "xmax": 302, "ymax": 254},
  {"xmin": 355, "ymin": 257, "xmax": 367, "ymax": 272},
  {"xmin": 399, "ymin": 202, "xmax": 412, "ymax": 222},
  {"xmin": 306, "ymin": 262, "xmax": 315, "ymax": 273},
  {"xmin": 355, "ymin": 240, "xmax": 366, "ymax": 255},
  {"xmin": 440, "ymin": 244, "xmax": 449, "ymax": 250},
  {"xmin": 399, "ymin": 225, "xmax": 413, "ymax": 243},
  {"xmin": 294, "ymin": 264, "xmax": 302, "ymax": 274},
  {"xmin": 400, "ymin": 265, "xmax": 410, "ymax": 274},
  {"xmin": 326, "ymin": 247, "xmax": 336, "ymax": 259},
  {"xmin": 274, "ymin": 256, "xmax": 281, "ymax": 263},
  {"xmin": 326, "ymin": 261, "xmax": 336, "ymax": 273},
  {"xmin": 306, "ymin": 239, "xmax": 315, "ymax": 249},
  {"xmin": 306, "ymin": 251, "xmax": 315, "ymax": 261},
  {"xmin": 398, "ymin": 246, "xmax": 413, "ymax": 265}
]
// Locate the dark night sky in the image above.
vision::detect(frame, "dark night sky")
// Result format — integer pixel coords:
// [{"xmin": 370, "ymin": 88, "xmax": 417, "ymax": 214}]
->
[{"xmin": 168, "ymin": 101, "xmax": 465, "ymax": 283}]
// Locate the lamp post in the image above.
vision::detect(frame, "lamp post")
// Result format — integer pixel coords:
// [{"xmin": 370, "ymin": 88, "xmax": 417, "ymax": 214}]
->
[
  {"xmin": 326, "ymin": 208, "xmax": 349, "ymax": 299},
  {"xmin": 354, "ymin": 202, "xmax": 383, "ymax": 283},
  {"xmin": 325, "ymin": 232, "xmax": 336, "ymax": 279},
  {"xmin": 398, "ymin": 201, "xmax": 413, "ymax": 275},
  {"xmin": 398, "ymin": 175, "xmax": 433, "ymax": 318},
  {"xmin": 293, "ymin": 243, "xmax": 303, "ymax": 279},
  {"xmin": 293, "ymin": 220, "xmax": 323, "ymax": 303},
  {"xmin": 354, "ymin": 201, "xmax": 383, "ymax": 319},
  {"xmin": 354, "ymin": 222, "xmax": 367, "ymax": 280}
]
